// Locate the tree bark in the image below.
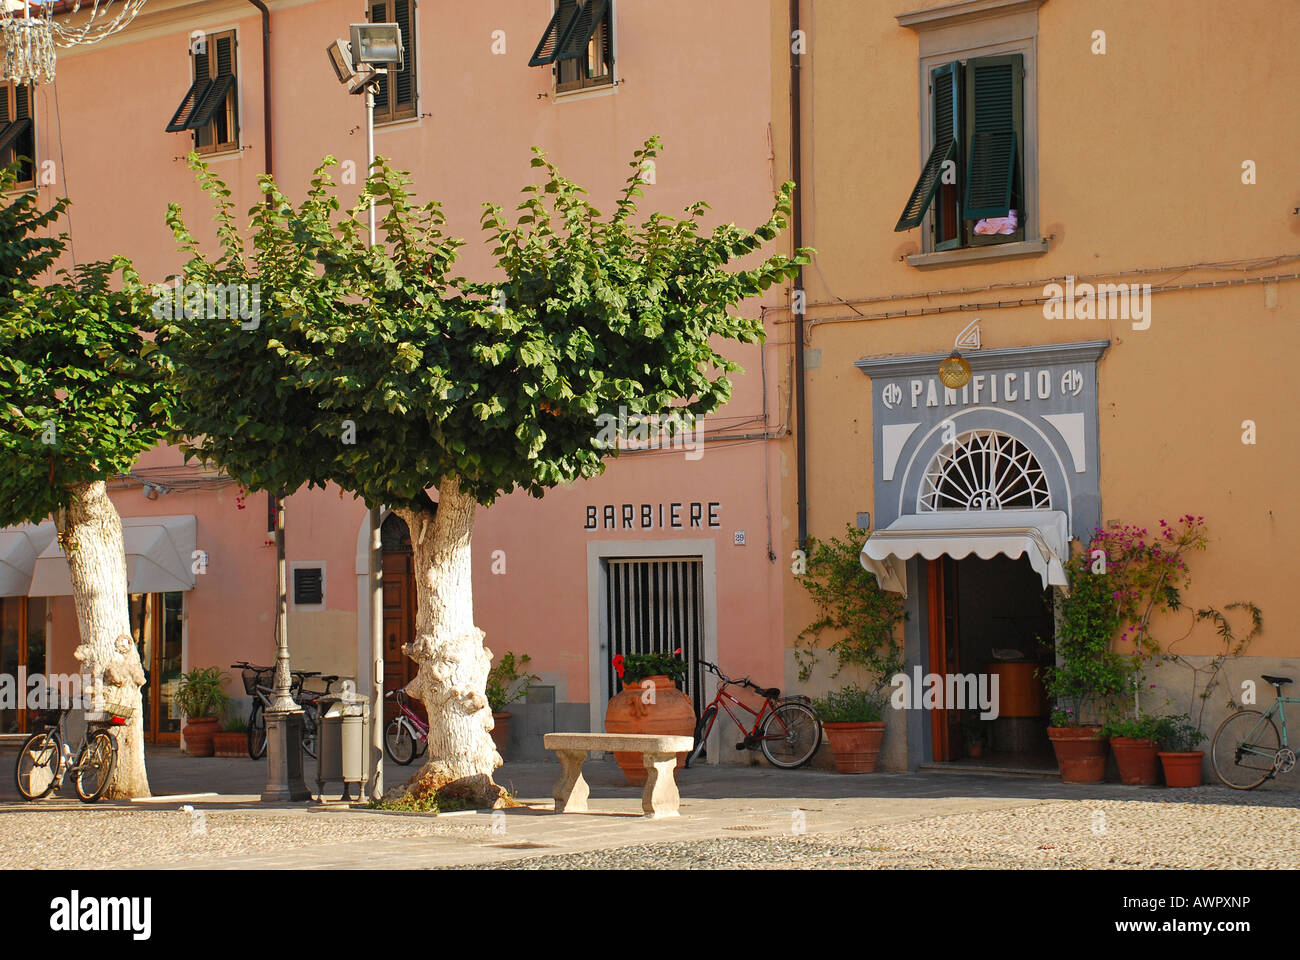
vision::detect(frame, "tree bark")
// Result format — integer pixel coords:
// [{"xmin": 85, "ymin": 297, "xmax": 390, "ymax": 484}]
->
[
  {"xmin": 57, "ymin": 480, "xmax": 150, "ymax": 799},
  {"xmin": 394, "ymin": 475, "xmax": 504, "ymax": 808}
]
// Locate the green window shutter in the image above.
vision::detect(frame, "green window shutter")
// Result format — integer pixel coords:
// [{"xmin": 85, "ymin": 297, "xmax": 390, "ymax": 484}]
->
[
  {"xmin": 555, "ymin": 0, "xmax": 608, "ymax": 62},
  {"xmin": 529, "ymin": 0, "xmax": 579, "ymax": 67},
  {"xmin": 392, "ymin": 0, "xmax": 416, "ymax": 112},
  {"xmin": 165, "ymin": 47, "xmax": 212, "ymax": 132},
  {"xmin": 964, "ymin": 53, "xmax": 1023, "ymax": 220},
  {"xmin": 895, "ymin": 61, "xmax": 961, "ymax": 232},
  {"xmin": 0, "ymin": 115, "xmax": 30, "ymax": 158},
  {"xmin": 186, "ymin": 35, "xmax": 234, "ymax": 130}
]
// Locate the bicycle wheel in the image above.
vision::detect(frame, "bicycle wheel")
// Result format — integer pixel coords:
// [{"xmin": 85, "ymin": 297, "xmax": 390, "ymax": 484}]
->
[
  {"xmin": 248, "ymin": 704, "xmax": 266, "ymax": 759},
  {"xmin": 15, "ymin": 731, "xmax": 60, "ymax": 800},
  {"xmin": 385, "ymin": 718, "xmax": 415, "ymax": 765},
  {"xmin": 760, "ymin": 701, "xmax": 822, "ymax": 769},
  {"xmin": 685, "ymin": 707, "xmax": 717, "ymax": 768},
  {"xmin": 1211, "ymin": 709, "xmax": 1280, "ymax": 789},
  {"xmin": 74, "ymin": 731, "xmax": 116, "ymax": 803}
]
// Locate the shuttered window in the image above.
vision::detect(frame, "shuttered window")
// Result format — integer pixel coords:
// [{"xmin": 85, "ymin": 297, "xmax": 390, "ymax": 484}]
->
[
  {"xmin": 530, "ymin": 0, "xmax": 614, "ymax": 94},
  {"xmin": 368, "ymin": 0, "xmax": 418, "ymax": 123},
  {"xmin": 604, "ymin": 558, "xmax": 706, "ymax": 719},
  {"xmin": 895, "ymin": 52, "xmax": 1025, "ymax": 248},
  {"xmin": 165, "ymin": 31, "xmax": 239, "ymax": 154},
  {"xmin": 293, "ymin": 567, "xmax": 324, "ymax": 606},
  {"xmin": 0, "ymin": 83, "xmax": 35, "ymax": 189}
]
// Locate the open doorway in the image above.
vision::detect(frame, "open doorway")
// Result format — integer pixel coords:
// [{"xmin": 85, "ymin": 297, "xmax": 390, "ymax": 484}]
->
[{"xmin": 927, "ymin": 554, "xmax": 1055, "ymax": 769}]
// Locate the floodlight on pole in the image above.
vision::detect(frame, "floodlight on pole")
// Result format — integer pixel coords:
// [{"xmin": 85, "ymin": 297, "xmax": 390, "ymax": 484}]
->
[{"xmin": 327, "ymin": 25, "xmax": 393, "ymax": 801}]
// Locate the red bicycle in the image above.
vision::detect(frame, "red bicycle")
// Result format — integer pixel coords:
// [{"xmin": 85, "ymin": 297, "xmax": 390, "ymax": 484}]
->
[{"xmin": 686, "ymin": 660, "xmax": 821, "ymax": 769}]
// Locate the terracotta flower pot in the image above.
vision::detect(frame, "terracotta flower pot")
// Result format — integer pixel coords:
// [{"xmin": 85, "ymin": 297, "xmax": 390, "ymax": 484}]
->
[
  {"xmin": 491, "ymin": 711, "xmax": 511, "ymax": 757},
  {"xmin": 183, "ymin": 717, "xmax": 219, "ymax": 757},
  {"xmin": 822, "ymin": 721, "xmax": 887, "ymax": 773},
  {"xmin": 212, "ymin": 731, "xmax": 246, "ymax": 758},
  {"xmin": 604, "ymin": 675, "xmax": 694, "ymax": 785},
  {"xmin": 1158, "ymin": 751, "xmax": 1205, "ymax": 787},
  {"xmin": 1047, "ymin": 726, "xmax": 1107, "ymax": 783},
  {"xmin": 1110, "ymin": 737, "xmax": 1160, "ymax": 785}
]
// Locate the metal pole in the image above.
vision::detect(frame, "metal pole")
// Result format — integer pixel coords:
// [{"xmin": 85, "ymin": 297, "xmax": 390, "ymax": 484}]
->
[
  {"xmin": 365, "ymin": 80, "xmax": 384, "ymax": 801},
  {"xmin": 269, "ymin": 494, "xmax": 298, "ymax": 713}
]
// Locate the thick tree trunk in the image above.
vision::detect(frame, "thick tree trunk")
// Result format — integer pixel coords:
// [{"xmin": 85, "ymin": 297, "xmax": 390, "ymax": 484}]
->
[
  {"xmin": 394, "ymin": 475, "xmax": 504, "ymax": 808},
  {"xmin": 57, "ymin": 480, "xmax": 150, "ymax": 799}
]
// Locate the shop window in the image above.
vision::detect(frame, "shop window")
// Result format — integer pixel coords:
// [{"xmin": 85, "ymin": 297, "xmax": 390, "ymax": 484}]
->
[
  {"xmin": 0, "ymin": 597, "xmax": 50, "ymax": 734},
  {"xmin": 129, "ymin": 592, "xmax": 184, "ymax": 744},
  {"xmin": 368, "ymin": 0, "xmax": 418, "ymax": 123},
  {"xmin": 896, "ymin": 53, "xmax": 1025, "ymax": 248},
  {"xmin": 165, "ymin": 30, "xmax": 240, "ymax": 154},
  {"xmin": 0, "ymin": 82, "xmax": 35, "ymax": 189},
  {"xmin": 529, "ymin": 0, "xmax": 614, "ymax": 94},
  {"xmin": 604, "ymin": 558, "xmax": 704, "ymax": 717}
]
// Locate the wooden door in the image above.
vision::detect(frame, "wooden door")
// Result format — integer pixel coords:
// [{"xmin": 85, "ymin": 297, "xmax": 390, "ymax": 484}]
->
[
  {"xmin": 927, "ymin": 557, "xmax": 962, "ymax": 761},
  {"xmin": 382, "ymin": 551, "xmax": 417, "ymax": 724}
]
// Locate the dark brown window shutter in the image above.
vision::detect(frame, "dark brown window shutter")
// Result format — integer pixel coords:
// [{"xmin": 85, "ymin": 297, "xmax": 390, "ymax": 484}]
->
[
  {"xmin": 392, "ymin": 0, "xmax": 416, "ymax": 115},
  {"xmin": 369, "ymin": 0, "xmax": 391, "ymax": 116},
  {"xmin": 293, "ymin": 567, "xmax": 324, "ymax": 605}
]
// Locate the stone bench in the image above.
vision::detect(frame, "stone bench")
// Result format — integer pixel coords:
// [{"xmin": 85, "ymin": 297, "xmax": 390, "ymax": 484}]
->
[{"xmin": 543, "ymin": 732, "xmax": 695, "ymax": 819}]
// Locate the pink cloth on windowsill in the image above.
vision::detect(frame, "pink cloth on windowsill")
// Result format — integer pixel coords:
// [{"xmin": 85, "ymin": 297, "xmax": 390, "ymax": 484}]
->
[{"xmin": 973, "ymin": 209, "xmax": 1018, "ymax": 235}]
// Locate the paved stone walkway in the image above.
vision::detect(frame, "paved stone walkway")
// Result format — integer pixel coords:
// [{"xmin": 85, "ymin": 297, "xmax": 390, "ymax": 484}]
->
[{"xmin": 1, "ymin": 749, "xmax": 1296, "ymax": 869}]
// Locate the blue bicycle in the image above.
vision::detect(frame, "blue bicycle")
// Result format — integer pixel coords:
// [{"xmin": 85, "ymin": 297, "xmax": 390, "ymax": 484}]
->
[{"xmin": 1211, "ymin": 674, "xmax": 1300, "ymax": 789}]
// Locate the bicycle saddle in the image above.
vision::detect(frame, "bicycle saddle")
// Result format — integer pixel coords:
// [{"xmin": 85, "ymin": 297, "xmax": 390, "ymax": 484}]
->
[
  {"xmin": 1262, "ymin": 674, "xmax": 1293, "ymax": 686},
  {"xmin": 758, "ymin": 686, "xmax": 780, "ymax": 698}
]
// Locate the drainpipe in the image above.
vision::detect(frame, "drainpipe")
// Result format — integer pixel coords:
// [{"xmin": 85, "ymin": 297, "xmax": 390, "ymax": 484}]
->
[
  {"xmin": 790, "ymin": 0, "xmax": 807, "ymax": 550},
  {"xmin": 247, "ymin": 0, "xmax": 272, "ymax": 182}
]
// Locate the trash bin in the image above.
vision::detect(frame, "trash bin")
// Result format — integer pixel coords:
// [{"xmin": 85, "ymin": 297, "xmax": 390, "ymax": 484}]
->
[{"xmin": 315, "ymin": 690, "xmax": 370, "ymax": 802}]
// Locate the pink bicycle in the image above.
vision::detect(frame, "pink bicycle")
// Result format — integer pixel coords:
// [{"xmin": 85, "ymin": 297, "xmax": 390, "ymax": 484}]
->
[{"xmin": 384, "ymin": 689, "xmax": 429, "ymax": 765}]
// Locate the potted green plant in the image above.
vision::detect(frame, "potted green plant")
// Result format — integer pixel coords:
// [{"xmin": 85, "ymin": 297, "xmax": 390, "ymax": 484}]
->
[
  {"xmin": 604, "ymin": 650, "xmax": 695, "ymax": 784},
  {"xmin": 485, "ymin": 651, "xmax": 540, "ymax": 759},
  {"xmin": 1100, "ymin": 712, "xmax": 1162, "ymax": 785},
  {"xmin": 962, "ymin": 711, "xmax": 988, "ymax": 759},
  {"xmin": 1156, "ymin": 714, "xmax": 1206, "ymax": 787},
  {"xmin": 1040, "ymin": 536, "xmax": 1131, "ymax": 783},
  {"xmin": 811, "ymin": 684, "xmax": 889, "ymax": 773},
  {"xmin": 176, "ymin": 666, "xmax": 230, "ymax": 757},
  {"xmin": 212, "ymin": 712, "xmax": 248, "ymax": 758}
]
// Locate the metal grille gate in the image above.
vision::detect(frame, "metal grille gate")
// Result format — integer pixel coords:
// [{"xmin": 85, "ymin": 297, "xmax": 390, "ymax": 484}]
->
[{"xmin": 604, "ymin": 558, "xmax": 706, "ymax": 719}]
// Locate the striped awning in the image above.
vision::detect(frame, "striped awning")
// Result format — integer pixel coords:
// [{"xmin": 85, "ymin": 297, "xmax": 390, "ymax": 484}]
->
[
  {"xmin": 28, "ymin": 515, "xmax": 197, "ymax": 596},
  {"xmin": 860, "ymin": 509, "xmax": 1070, "ymax": 597}
]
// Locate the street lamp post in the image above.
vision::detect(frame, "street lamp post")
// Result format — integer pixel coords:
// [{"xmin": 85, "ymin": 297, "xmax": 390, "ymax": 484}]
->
[
  {"xmin": 262, "ymin": 494, "xmax": 309, "ymax": 801},
  {"xmin": 328, "ymin": 24, "xmax": 404, "ymax": 802}
]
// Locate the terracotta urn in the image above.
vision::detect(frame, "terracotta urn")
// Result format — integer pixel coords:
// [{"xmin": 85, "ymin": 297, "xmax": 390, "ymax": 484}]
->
[
  {"xmin": 822, "ymin": 721, "xmax": 887, "ymax": 773},
  {"xmin": 212, "ymin": 730, "xmax": 246, "ymax": 758},
  {"xmin": 1158, "ymin": 751, "xmax": 1205, "ymax": 787},
  {"xmin": 1047, "ymin": 726, "xmax": 1107, "ymax": 783},
  {"xmin": 1110, "ymin": 736, "xmax": 1160, "ymax": 785},
  {"xmin": 604, "ymin": 675, "xmax": 694, "ymax": 785},
  {"xmin": 183, "ymin": 717, "xmax": 220, "ymax": 757},
  {"xmin": 491, "ymin": 711, "xmax": 511, "ymax": 757}
]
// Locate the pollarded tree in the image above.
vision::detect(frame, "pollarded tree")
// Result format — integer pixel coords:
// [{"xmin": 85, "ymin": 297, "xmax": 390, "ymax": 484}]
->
[
  {"xmin": 0, "ymin": 168, "xmax": 172, "ymax": 798},
  {"xmin": 161, "ymin": 139, "xmax": 806, "ymax": 806}
]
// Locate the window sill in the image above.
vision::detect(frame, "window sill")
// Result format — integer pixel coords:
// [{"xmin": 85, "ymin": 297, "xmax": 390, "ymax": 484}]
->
[
  {"xmin": 375, "ymin": 114, "xmax": 420, "ymax": 131},
  {"xmin": 907, "ymin": 238, "xmax": 1048, "ymax": 269},
  {"xmin": 553, "ymin": 81, "xmax": 616, "ymax": 104}
]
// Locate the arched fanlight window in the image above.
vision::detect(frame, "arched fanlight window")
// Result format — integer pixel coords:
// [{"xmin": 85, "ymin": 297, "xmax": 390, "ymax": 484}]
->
[{"xmin": 919, "ymin": 430, "xmax": 1051, "ymax": 511}]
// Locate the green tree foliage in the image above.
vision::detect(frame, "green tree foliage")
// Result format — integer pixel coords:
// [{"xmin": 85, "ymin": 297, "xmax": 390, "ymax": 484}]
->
[
  {"xmin": 158, "ymin": 138, "xmax": 805, "ymax": 510},
  {"xmin": 0, "ymin": 168, "xmax": 170, "ymax": 527}
]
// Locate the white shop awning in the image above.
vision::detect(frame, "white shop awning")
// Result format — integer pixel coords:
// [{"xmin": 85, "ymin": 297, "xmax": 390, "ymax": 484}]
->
[
  {"xmin": 859, "ymin": 509, "xmax": 1070, "ymax": 597},
  {"xmin": 0, "ymin": 522, "xmax": 58, "ymax": 597},
  {"xmin": 28, "ymin": 515, "xmax": 197, "ymax": 596}
]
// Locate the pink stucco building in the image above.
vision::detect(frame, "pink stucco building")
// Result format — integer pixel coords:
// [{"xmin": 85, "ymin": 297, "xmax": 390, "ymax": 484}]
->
[{"xmin": 1, "ymin": 0, "xmax": 792, "ymax": 761}]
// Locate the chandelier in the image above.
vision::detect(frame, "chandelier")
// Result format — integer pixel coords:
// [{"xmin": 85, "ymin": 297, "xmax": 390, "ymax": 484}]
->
[{"xmin": 2, "ymin": 0, "xmax": 148, "ymax": 84}]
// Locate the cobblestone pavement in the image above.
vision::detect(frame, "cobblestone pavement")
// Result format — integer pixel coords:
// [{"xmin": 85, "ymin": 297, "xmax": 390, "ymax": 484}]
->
[
  {"xmin": 465, "ymin": 793, "xmax": 1300, "ymax": 870},
  {"xmin": 1, "ymin": 749, "xmax": 1296, "ymax": 869}
]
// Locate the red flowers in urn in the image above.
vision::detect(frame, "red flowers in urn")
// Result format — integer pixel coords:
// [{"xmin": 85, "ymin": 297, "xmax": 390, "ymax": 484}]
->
[{"xmin": 604, "ymin": 649, "xmax": 694, "ymax": 785}]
